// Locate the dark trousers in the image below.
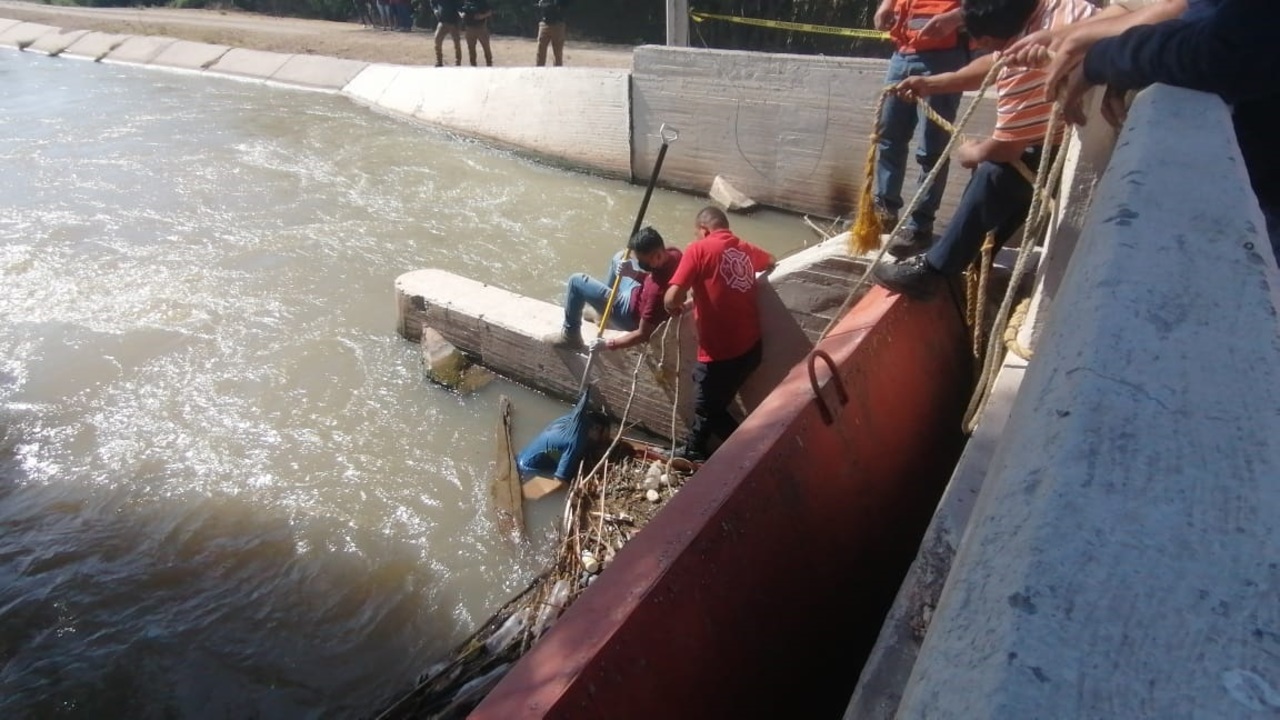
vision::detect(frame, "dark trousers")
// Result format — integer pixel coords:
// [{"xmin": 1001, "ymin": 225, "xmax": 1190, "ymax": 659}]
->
[
  {"xmin": 926, "ymin": 145, "xmax": 1049, "ymax": 276},
  {"xmin": 685, "ymin": 341, "xmax": 763, "ymax": 453}
]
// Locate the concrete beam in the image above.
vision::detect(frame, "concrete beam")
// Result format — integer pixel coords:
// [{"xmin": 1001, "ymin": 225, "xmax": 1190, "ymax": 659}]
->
[
  {"xmin": 395, "ymin": 237, "xmax": 869, "ymax": 438},
  {"xmin": 896, "ymin": 85, "xmax": 1280, "ymax": 718},
  {"xmin": 396, "ymin": 268, "xmax": 698, "ymax": 439},
  {"xmin": 270, "ymin": 53, "xmax": 368, "ymax": 91},
  {"xmin": 151, "ymin": 39, "xmax": 231, "ymax": 72},
  {"xmin": 206, "ymin": 48, "xmax": 294, "ymax": 83},
  {"xmin": 61, "ymin": 31, "xmax": 130, "ymax": 61},
  {"xmin": 0, "ymin": 21, "xmax": 59, "ymax": 50},
  {"xmin": 25, "ymin": 28, "xmax": 88, "ymax": 56},
  {"xmin": 103, "ymin": 35, "xmax": 178, "ymax": 65}
]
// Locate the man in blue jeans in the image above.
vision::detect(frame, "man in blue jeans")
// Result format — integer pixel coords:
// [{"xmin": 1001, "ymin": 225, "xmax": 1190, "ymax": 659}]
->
[
  {"xmin": 552, "ymin": 227, "xmax": 673, "ymax": 349},
  {"xmin": 873, "ymin": 0, "xmax": 1099, "ymax": 299},
  {"xmin": 873, "ymin": 0, "xmax": 970, "ymax": 257}
]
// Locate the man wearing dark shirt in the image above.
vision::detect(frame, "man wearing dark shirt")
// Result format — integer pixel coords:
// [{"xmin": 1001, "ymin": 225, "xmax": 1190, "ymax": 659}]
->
[
  {"xmin": 587, "ymin": 227, "xmax": 684, "ymax": 354},
  {"xmin": 535, "ymin": 0, "xmax": 570, "ymax": 67},
  {"xmin": 461, "ymin": 0, "xmax": 494, "ymax": 67},
  {"xmin": 1058, "ymin": 0, "xmax": 1278, "ymax": 258},
  {"xmin": 432, "ymin": 0, "xmax": 463, "ymax": 67}
]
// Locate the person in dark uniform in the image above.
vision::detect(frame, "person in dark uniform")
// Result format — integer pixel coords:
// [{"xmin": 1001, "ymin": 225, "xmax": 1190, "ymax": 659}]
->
[
  {"xmin": 432, "ymin": 0, "xmax": 463, "ymax": 67},
  {"xmin": 535, "ymin": 0, "xmax": 570, "ymax": 67},
  {"xmin": 461, "ymin": 0, "xmax": 494, "ymax": 67}
]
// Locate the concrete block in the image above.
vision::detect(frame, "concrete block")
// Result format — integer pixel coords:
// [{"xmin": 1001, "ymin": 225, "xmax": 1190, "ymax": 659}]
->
[
  {"xmin": 0, "ymin": 22, "xmax": 60, "ymax": 50},
  {"xmin": 710, "ymin": 175, "xmax": 758, "ymax": 213},
  {"xmin": 25, "ymin": 28, "xmax": 88, "ymax": 56},
  {"xmin": 632, "ymin": 45, "xmax": 996, "ymax": 220},
  {"xmin": 342, "ymin": 63, "xmax": 403, "ymax": 105},
  {"xmin": 897, "ymin": 86, "xmax": 1280, "ymax": 719},
  {"xmin": 104, "ymin": 35, "xmax": 178, "ymax": 65},
  {"xmin": 379, "ymin": 66, "xmax": 432, "ymax": 116},
  {"xmin": 62, "ymin": 31, "xmax": 130, "ymax": 61},
  {"xmin": 410, "ymin": 67, "xmax": 631, "ymax": 178},
  {"xmin": 207, "ymin": 48, "xmax": 294, "ymax": 82},
  {"xmin": 150, "ymin": 39, "xmax": 231, "ymax": 71},
  {"xmin": 420, "ymin": 327, "xmax": 468, "ymax": 387},
  {"xmin": 270, "ymin": 54, "xmax": 368, "ymax": 91}
]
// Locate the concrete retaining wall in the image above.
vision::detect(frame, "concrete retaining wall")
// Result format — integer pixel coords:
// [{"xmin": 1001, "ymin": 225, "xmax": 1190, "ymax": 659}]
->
[
  {"xmin": 632, "ymin": 45, "xmax": 996, "ymax": 220},
  {"xmin": 344, "ymin": 65, "xmax": 632, "ymax": 178},
  {"xmin": 0, "ymin": 21, "xmax": 58, "ymax": 49},
  {"xmin": 894, "ymin": 85, "xmax": 1280, "ymax": 718},
  {"xmin": 151, "ymin": 39, "xmax": 231, "ymax": 72},
  {"xmin": 26, "ymin": 28, "xmax": 87, "ymax": 56},
  {"xmin": 61, "ymin": 31, "xmax": 130, "ymax": 61}
]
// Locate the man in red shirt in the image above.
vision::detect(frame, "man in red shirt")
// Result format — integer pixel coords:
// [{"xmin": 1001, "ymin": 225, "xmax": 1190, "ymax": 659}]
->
[
  {"xmin": 663, "ymin": 207, "xmax": 776, "ymax": 463},
  {"xmin": 586, "ymin": 227, "xmax": 683, "ymax": 353}
]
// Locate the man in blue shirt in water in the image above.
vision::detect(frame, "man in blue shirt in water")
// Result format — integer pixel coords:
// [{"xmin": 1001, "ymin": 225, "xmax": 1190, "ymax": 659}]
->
[{"xmin": 515, "ymin": 392, "xmax": 611, "ymax": 495}]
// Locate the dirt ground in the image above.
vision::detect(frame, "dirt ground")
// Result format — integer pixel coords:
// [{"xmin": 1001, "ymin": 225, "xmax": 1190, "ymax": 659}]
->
[{"xmin": 0, "ymin": 0, "xmax": 635, "ymax": 68}]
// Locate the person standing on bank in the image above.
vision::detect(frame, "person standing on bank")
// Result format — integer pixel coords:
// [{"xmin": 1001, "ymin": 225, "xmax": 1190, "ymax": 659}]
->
[
  {"xmin": 461, "ymin": 0, "xmax": 494, "ymax": 67},
  {"xmin": 663, "ymin": 207, "xmax": 776, "ymax": 463},
  {"xmin": 535, "ymin": 0, "xmax": 569, "ymax": 67},
  {"xmin": 432, "ymin": 0, "xmax": 463, "ymax": 67},
  {"xmin": 585, "ymin": 227, "xmax": 684, "ymax": 354},
  {"xmin": 873, "ymin": 0, "xmax": 970, "ymax": 258}
]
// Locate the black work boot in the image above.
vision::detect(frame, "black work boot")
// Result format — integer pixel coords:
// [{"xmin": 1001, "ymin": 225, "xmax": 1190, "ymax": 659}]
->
[
  {"xmin": 872, "ymin": 254, "xmax": 943, "ymax": 300},
  {"xmin": 886, "ymin": 226, "xmax": 935, "ymax": 260},
  {"xmin": 549, "ymin": 328, "xmax": 584, "ymax": 349}
]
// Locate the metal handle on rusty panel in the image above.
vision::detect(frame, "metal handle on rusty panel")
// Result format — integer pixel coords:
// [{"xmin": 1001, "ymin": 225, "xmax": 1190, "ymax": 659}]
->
[{"xmin": 807, "ymin": 349, "xmax": 849, "ymax": 426}]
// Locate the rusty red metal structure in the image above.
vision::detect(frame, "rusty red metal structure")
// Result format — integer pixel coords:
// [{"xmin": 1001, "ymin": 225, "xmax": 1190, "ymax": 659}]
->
[{"xmin": 474, "ymin": 287, "xmax": 971, "ymax": 718}]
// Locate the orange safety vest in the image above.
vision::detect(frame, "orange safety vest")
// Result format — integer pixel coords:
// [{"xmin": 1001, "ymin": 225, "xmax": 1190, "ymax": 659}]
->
[{"xmin": 890, "ymin": 0, "xmax": 964, "ymax": 53}]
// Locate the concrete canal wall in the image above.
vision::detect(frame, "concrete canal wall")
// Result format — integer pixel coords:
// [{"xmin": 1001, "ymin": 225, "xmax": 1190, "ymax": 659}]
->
[
  {"xmin": 3, "ymin": 17, "xmax": 992, "ymax": 219},
  {"xmin": 631, "ymin": 46, "xmax": 993, "ymax": 220}
]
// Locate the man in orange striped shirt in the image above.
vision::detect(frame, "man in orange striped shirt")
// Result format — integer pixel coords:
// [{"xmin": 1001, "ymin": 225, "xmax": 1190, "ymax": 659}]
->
[{"xmin": 874, "ymin": 0, "xmax": 1098, "ymax": 299}]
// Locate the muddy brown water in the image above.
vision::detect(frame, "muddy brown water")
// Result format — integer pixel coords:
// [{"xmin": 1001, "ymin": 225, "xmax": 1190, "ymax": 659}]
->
[{"xmin": 0, "ymin": 50, "xmax": 810, "ymax": 717}]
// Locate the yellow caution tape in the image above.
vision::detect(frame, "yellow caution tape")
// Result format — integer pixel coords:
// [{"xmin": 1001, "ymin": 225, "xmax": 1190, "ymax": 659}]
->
[{"xmin": 688, "ymin": 10, "xmax": 890, "ymax": 41}]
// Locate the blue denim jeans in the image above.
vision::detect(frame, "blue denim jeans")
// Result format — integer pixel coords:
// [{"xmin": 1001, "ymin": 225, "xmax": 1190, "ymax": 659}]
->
[
  {"xmin": 926, "ymin": 146, "xmax": 1046, "ymax": 276},
  {"xmin": 875, "ymin": 47, "xmax": 970, "ymax": 235},
  {"xmin": 563, "ymin": 252, "xmax": 641, "ymax": 333}
]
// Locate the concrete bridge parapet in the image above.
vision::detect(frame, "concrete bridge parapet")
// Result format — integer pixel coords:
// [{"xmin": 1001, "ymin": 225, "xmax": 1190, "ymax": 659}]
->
[{"xmin": 886, "ymin": 84, "xmax": 1280, "ymax": 718}]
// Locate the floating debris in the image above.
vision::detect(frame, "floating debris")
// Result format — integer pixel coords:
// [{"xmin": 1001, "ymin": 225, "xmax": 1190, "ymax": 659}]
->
[{"xmin": 372, "ymin": 452, "xmax": 691, "ymax": 719}]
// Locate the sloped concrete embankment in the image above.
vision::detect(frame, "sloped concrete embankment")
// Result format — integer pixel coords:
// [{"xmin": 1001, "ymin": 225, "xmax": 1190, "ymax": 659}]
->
[{"xmin": 0, "ymin": 18, "xmax": 368, "ymax": 91}]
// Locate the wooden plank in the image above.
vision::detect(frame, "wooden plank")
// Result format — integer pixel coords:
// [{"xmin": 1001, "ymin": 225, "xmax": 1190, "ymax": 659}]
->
[{"xmin": 489, "ymin": 395, "xmax": 524, "ymax": 540}]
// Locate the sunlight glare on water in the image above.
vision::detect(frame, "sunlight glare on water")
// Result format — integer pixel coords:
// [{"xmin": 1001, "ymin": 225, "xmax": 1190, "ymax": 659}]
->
[{"xmin": 0, "ymin": 49, "xmax": 808, "ymax": 717}]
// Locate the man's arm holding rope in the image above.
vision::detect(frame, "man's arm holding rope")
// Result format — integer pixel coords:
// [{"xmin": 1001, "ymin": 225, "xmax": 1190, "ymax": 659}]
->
[{"xmin": 896, "ymin": 52, "xmax": 998, "ymax": 100}]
